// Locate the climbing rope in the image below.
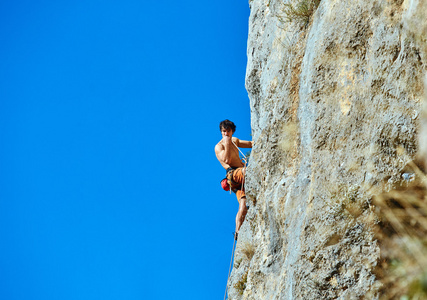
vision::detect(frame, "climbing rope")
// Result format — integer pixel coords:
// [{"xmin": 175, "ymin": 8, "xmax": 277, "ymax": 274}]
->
[
  {"xmin": 232, "ymin": 140, "xmax": 248, "ymax": 165},
  {"xmin": 224, "ymin": 236, "xmax": 237, "ymax": 300},
  {"xmin": 223, "ymin": 141, "xmax": 248, "ymax": 300},
  {"xmin": 225, "ymin": 140, "xmax": 248, "ymax": 195},
  {"xmin": 231, "ymin": 140, "xmax": 248, "ymax": 192}
]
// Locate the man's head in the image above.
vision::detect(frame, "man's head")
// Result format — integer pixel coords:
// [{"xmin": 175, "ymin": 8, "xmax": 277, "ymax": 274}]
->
[
  {"xmin": 220, "ymin": 119, "xmax": 236, "ymax": 133},
  {"xmin": 219, "ymin": 119, "xmax": 236, "ymax": 138}
]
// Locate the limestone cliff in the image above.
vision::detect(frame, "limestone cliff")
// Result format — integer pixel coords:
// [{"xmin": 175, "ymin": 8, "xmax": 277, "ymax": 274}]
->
[{"xmin": 227, "ymin": 0, "xmax": 427, "ymax": 298}]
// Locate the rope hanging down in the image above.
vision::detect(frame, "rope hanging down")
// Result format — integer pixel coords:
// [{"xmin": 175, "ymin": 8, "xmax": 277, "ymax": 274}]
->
[
  {"xmin": 224, "ymin": 237, "xmax": 237, "ymax": 300},
  {"xmin": 224, "ymin": 141, "xmax": 247, "ymax": 299}
]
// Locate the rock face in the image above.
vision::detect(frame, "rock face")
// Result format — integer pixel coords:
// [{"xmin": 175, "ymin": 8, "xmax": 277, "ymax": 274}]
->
[{"xmin": 227, "ymin": 0, "xmax": 427, "ymax": 299}]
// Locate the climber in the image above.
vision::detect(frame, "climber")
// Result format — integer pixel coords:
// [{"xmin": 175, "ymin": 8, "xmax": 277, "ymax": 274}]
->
[{"xmin": 215, "ymin": 119, "xmax": 253, "ymax": 240}]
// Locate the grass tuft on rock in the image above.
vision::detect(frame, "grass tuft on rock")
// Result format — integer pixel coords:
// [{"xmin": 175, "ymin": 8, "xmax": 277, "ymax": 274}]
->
[
  {"xmin": 278, "ymin": 0, "xmax": 321, "ymax": 26},
  {"xmin": 241, "ymin": 242, "xmax": 256, "ymax": 261},
  {"xmin": 234, "ymin": 271, "xmax": 248, "ymax": 295}
]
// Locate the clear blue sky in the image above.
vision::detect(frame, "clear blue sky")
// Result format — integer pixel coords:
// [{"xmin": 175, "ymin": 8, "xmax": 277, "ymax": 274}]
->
[{"xmin": 0, "ymin": 1, "xmax": 251, "ymax": 299}]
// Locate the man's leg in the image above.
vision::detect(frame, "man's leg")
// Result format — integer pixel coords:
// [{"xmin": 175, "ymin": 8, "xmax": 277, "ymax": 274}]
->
[
  {"xmin": 233, "ymin": 167, "xmax": 248, "ymax": 239},
  {"xmin": 235, "ymin": 196, "xmax": 248, "ymax": 236}
]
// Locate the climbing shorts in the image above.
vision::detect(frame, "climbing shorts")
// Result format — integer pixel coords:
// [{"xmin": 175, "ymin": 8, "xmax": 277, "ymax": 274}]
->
[{"xmin": 226, "ymin": 167, "xmax": 246, "ymax": 201}]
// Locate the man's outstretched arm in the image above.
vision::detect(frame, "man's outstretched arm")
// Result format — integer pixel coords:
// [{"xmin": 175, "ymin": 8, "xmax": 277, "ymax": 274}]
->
[{"xmin": 233, "ymin": 138, "xmax": 253, "ymax": 148}]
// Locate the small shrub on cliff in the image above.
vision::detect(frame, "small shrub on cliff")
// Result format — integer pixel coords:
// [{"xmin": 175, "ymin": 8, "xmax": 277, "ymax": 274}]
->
[
  {"xmin": 279, "ymin": 0, "xmax": 321, "ymax": 26},
  {"xmin": 372, "ymin": 159, "xmax": 427, "ymax": 299},
  {"xmin": 234, "ymin": 271, "xmax": 248, "ymax": 295}
]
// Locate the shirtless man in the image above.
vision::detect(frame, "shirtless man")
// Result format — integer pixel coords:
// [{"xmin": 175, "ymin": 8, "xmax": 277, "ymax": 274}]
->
[{"xmin": 215, "ymin": 120, "xmax": 253, "ymax": 239}]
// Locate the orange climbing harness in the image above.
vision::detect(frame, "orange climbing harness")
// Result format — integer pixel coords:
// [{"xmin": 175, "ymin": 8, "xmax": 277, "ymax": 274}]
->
[{"xmin": 220, "ymin": 141, "xmax": 248, "ymax": 196}]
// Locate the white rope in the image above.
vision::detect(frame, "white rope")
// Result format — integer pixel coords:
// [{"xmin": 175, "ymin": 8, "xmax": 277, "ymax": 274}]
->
[
  {"xmin": 224, "ymin": 140, "xmax": 248, "ymax": 300},
  {"xmin": 232, "ymin": 140, "xmax": 248, "ymax": 165},
  {"xmin": 224, "ymin": 237, "xmax": 237, "ymax": 300},
  {"xmin": 223, "ymin": 141, "xmax": 248, "ymax": 300},
  {"xmin": 231, "ymin": 140, "xmax": 248, "ymax": 192}
]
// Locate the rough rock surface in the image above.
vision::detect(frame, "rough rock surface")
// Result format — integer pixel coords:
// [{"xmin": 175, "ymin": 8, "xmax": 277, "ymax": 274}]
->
[{"xmin": 227, "ymin": 0, "xmax": 426, "ymax": 299}]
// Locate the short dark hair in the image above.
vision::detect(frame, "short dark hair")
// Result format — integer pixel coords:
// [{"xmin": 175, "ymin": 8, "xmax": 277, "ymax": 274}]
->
[{"xmin": 219, "ymin": 119, "xmax": 236, "ymax": 133}]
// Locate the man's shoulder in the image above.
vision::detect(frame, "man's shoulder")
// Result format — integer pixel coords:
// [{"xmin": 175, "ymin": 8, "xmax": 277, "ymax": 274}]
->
[{"xmin": 215, "ymin": 141, "xmax": 224, "ymax": 151}]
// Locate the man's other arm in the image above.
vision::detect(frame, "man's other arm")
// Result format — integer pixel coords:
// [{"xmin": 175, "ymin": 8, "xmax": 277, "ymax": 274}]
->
[{"xmin": 233, "ymin": 138, "xmax": 253, "ymax": 148}]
